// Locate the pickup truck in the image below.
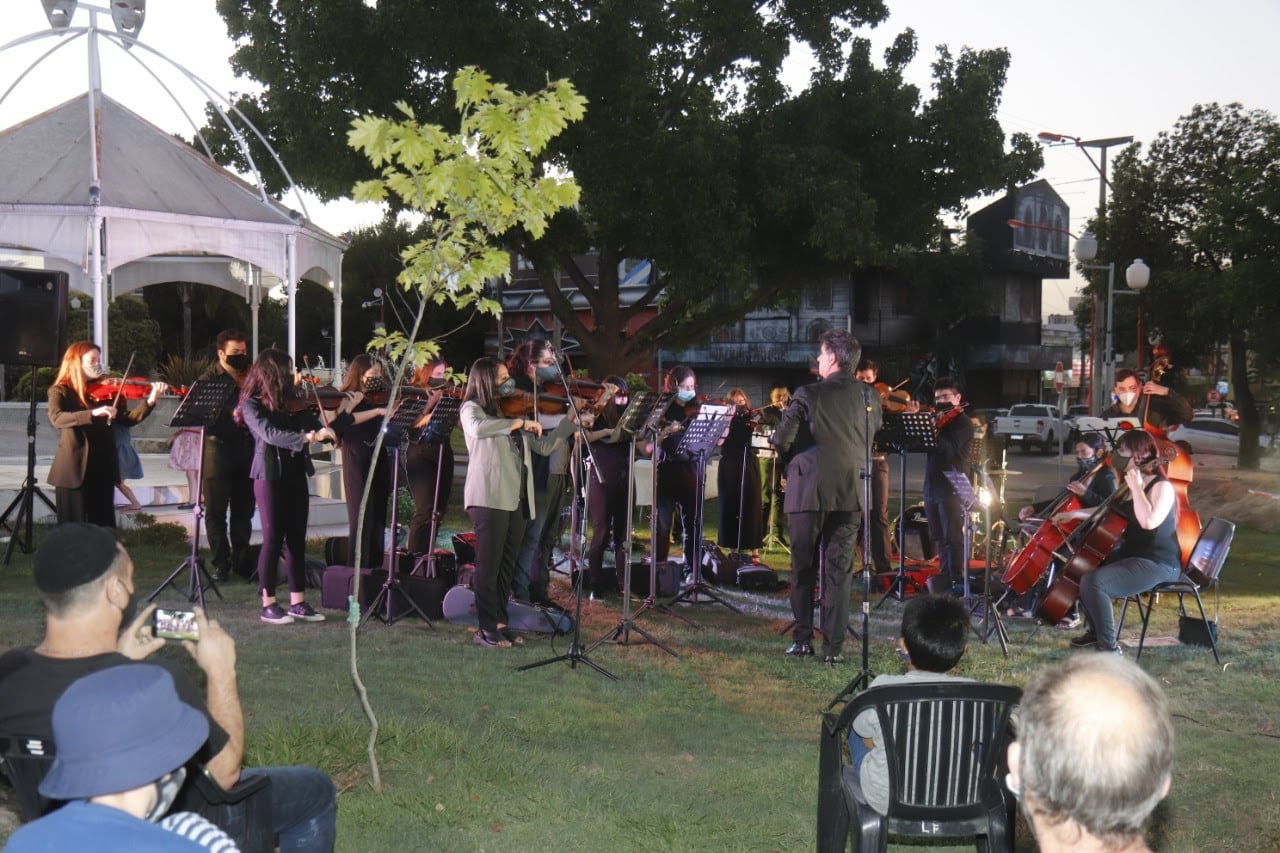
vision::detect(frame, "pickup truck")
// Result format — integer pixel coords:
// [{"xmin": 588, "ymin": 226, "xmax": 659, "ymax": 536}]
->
[{"xmin": 992, "ymin": 403, "xmax": 1069, "ymax": 454}]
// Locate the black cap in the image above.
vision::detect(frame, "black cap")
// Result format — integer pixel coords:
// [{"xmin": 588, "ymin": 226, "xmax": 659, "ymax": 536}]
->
[{"xmin": 33, "ymin": 523, "xmax": 121, "ymax": 594}]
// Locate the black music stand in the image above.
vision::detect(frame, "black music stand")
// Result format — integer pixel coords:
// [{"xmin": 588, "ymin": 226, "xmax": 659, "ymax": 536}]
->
[
  {"xmin": 412, "ymin": 394, "xmax": 461, "ymax": 576},
  {"xmin": 628, "ymin": 393, "xmax": 698, "ymax": 633},
  {"xmin": 361, "ymin": 395, "xmax": 433, "ymax": 628},
  {"xmin": 875, "ymin": 411, "xmax": 935, "ymax": 606},
  {"xmin": 664, "ymin": 404, "xmax": 740, "ymax": 613},
  {"xmin": 587, "ymin": 392, "xmax": 678, "ymax": 658},
  {"xmin": 148, "ymin": 376, "xmax": 238, "ymax": 606},
  {"xmin": 1, "ymin": 366, "xmax": 59, "ymax": 563}
]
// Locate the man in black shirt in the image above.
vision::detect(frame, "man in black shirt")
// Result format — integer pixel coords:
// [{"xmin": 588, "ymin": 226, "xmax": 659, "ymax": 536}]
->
[
  {"xmin": 199, "ymin": 330, "xmax": 255, "ymax": 582},
  {"xmin": 922, "ymin": 377, "xmax": 974, "ymax": 592}
]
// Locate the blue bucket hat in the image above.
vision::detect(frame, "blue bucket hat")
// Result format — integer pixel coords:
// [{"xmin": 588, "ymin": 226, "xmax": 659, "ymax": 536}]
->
[{"xmin": 38, "ymin": 664, "xmax": 209, "ymax": 800}]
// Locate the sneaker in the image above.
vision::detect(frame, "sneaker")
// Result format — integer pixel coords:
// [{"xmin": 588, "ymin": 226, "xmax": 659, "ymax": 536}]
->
[
  {"xmin": 287, "ymin": 602, "xmax": 325, "ymax": 622},
  {"xmin": 1069, "ymin": 631, "xmax": 1098, "ymax": 648},
  {"xmin": 260, "ymin": 604, "xmax": 294, "ymax": 625},
  {"xmin": 785, "ymin": 641, "xmax": 814, "ymax": 657}
]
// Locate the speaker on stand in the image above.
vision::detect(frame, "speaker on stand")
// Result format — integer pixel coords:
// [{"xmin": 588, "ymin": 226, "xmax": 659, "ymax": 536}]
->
[{"xmin": 0, "ymin": 267, "xmax": 69, "ymax": 561}]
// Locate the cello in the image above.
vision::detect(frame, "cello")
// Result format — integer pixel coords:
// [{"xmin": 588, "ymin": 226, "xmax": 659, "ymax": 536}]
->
[
  {"xmin": 1033, "ymin": 430, "xmax": 1186, "ymax": 624},
  {"xmin": 1000, "ymin": 457, "xmax": 1111, "ymax": 595}
]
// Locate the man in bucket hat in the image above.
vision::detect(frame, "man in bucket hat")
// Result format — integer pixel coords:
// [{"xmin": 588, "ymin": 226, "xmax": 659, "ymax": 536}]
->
[{"xmin": 3, "ymin": 664, "xmax": 229, "ymax": 851}]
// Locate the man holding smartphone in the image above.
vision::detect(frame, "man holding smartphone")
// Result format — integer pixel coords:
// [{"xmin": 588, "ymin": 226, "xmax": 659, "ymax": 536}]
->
[{"xmin": 0, "ymin": 523, "xmax": 337, "ymax": 851}]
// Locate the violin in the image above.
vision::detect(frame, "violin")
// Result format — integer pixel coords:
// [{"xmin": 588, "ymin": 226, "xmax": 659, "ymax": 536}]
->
[
  {"xmin": 282, "ymin": 384, "xmax": 350, "ymax": 414},
  {"xmin": 86, "ymin": 376, "xmax": 173, "ymax": 404},
  {"xmin": 932, "ymin": 402, "xmax": 969, "ymax": 438},
  {"xmin": 498, "ymin": 388, "xmax": 572, "ymax": 419},
  {"xmin": 873, "ymin": 379, "xmax": 913, "ymax": 412}
]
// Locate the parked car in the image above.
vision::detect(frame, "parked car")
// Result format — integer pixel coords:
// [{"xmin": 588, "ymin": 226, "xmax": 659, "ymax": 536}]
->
[
  {"xmin": 992, "ymin": 404, "xmax": 1068, "ymax": 454},
  {"xmin": 1064, "ymin": 404, "xmax": 1090, "ymax": 444},
  {"xmin": 1166, "ymin": 417, "xmax": 1273, "ymax": 456}
]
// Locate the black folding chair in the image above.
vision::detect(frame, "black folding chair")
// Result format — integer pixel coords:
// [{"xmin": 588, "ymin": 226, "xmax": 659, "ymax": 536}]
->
[{"xmin": 818, "ymin": 681, "xmax": 1022, "ymax": 852}]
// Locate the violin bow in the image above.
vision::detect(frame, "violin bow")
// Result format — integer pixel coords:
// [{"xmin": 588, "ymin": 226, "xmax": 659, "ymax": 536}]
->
[
  {"xmin": 300, "ymin": 356, "xmax": 334, "ymax": 431},
  {"xmin": 108, "ymin": 351, "xmax": 138, "ymax": 411}
]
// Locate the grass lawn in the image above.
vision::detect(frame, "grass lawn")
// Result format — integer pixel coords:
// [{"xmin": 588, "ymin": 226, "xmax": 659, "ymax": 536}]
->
[{"xmin": 1, "ymin": 501, "xmax": 1278, "ymax": 851}]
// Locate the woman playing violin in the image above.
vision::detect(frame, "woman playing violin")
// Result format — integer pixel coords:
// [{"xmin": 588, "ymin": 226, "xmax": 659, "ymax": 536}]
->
[
  {"xmin": 717, "ymin": 388, "xmax": 763, "ymax": 561},
  {"xmin": 461, "ymin": 357, "xmax": 576, "ymax": 647},
  {"xmin": 47, "ymin": 342, "xmax": 166, "ymax": 527},
  {"xmin": 651, "ymin": 364, "xmax": 701, "ymax": 569},
  {"xmin": 1054, "ymin": 429, "xmax": 1179, "ymax": 654},
  {"xmin": 581, "ymin": 376, "xmax": 631, "ymax": 599},
  {"xmin": 507, "ymin": 339, "xmax": 570, "ymax": 608},
  {"xmin": 405, "ymin": 357, "xmax": 457, "ymax": 554},
  {"xmin": 239, "ymin": 349, "xmax": 339, "ymax": 625},
  {"xmin": 330, "ymin": 354, "xmax": 391, "ymax": 569}
]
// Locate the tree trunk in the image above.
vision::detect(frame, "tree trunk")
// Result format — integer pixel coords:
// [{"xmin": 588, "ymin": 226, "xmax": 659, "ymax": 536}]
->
[{"xmin": 1229, "ymin": 334, "xmax": 1260, "ymax": 471}]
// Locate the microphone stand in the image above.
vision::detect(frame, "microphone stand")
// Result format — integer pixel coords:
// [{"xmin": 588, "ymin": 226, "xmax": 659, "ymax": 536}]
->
[
  {"xmin": 829, "ymin": 384, "xmax": 877, "ymax": 707},
  {"xmin": 518, "ymin": 355, "xmax": 616, "ymax": 680}
]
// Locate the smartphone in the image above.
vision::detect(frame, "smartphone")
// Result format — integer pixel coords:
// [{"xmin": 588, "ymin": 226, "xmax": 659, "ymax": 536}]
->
[{"xmin": 153, "ymin": 607, "xmax": 199, "ymax": 641}]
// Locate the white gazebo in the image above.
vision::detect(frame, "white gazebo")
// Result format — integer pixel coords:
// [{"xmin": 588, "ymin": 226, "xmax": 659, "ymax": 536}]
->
[{"xmin": 0, "ymin": 2, "xmax": 345, "ymax": 364}]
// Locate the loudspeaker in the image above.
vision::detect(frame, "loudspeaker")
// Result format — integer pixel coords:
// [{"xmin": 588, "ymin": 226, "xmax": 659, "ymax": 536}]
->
[{"xmin": 0, "ymin": 267, "xmax": 69, "ymax": 366}]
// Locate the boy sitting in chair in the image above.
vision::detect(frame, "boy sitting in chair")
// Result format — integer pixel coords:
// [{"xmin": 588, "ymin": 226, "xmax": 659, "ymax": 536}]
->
[{"xmin": 851, "ymin": 594, "xmax": 971, "ymax": 814}]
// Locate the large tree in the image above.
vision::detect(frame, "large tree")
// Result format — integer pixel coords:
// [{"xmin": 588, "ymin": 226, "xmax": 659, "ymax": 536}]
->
[
  {"xmin": 210, "ymin": 0, "xmax": 1040, "ymax": 368},
  {"xmin": 1105, "ymin": 102, "xmax": 1280, "ymax": 469}
]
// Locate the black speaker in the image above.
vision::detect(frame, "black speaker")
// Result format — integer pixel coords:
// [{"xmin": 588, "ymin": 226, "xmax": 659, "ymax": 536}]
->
[{"xmin": 0, "ymin": 267, "xmax": 69, "ymax": 366}]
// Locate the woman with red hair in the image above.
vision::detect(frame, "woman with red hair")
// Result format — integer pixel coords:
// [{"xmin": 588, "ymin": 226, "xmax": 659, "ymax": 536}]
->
[{"xmin": 47, "ymin": 341, "xmax": 165, "ymax": 526}]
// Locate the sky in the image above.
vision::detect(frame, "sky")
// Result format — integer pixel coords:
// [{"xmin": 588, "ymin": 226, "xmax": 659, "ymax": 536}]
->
[{"xmin": 2, "ymin": 0, "xmax": 1278, "ymax": 317}]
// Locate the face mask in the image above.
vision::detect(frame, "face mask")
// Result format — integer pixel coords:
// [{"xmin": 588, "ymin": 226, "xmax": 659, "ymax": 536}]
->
[
  {"xmin": 362, "ymin": 375, "xmax": 387, "ymax": 393},
  {"xmin": 224, "ymin": 353, "xmax": 252, "ymax": 373},
  {"xmin": 534, "ymin": 364, "xmax": 559, "ymax": 382},
  {"xmin": 1117, "ymin": 391, "xmax": 1139, "ymax": 408},
  {"xmin": 676, "ymin": 388, "xmax": 696, "ymax": 404},
  {"xmin": 935, "ymin": 401, "xmax": 954, "ymax": 412},
  {"xmin": 1076, "ymin": 457, "xmax": 1093, "ymax": 474},
  {"xmin": 614, "ymin": 396, "xmax": 628, "ymax": 407},
  {"xmin": 82, "ymin": 363, "xmax": 105, "ymax": 380},
  {"xmin": 146, "ymin": 767, "xmax": 186, "ymax": 822},
  {"xmin": 496, "ymin": 378, "xmax": 516, "ymax": 397}
]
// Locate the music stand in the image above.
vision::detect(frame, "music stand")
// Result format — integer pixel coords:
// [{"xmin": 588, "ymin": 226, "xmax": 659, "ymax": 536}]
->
[
  {"xmin": 1, "ymin": 366, "xmax": 59, "ymax": 563},
  {"xmin": 627, "ymin": 393, "xmax": 698, "ymax": 632},
  {"xmin": 412, "ymin": 394, "xmax": 461, "ymax": 576},
  {"xmin": 148, "ymin": 376, "xmax": 238, "ymax": 606},
  {"xmin": 587, "ymin": 392, "xmax": 678, "ymax": 657},
  {"xmin": 875, "ymin": 411, "xmax": 935, "ymax": 606},
  {"xmin": 360, "ymin": 395, "xmax": 433, "ymax": 628},
  {"xmin": 665, "ymin": 404, "xmax": 740, "ymax": 613}
]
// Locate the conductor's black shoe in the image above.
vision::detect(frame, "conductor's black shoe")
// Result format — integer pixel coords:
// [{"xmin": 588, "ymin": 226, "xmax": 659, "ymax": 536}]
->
[
  {"xmin": 785, "ymin": 641, "xmax": 814, "ymax": 657},
  {"xmin": 1070, "ymin": 630, "xmax": 1098, "ymax": 648},
  {"xmin": 823, "ymin": 654, "xmax": 844, "ymax": 667},
  {"xmin": 211, "ymin": 567, "xmax": 230, "ymax": 583}
]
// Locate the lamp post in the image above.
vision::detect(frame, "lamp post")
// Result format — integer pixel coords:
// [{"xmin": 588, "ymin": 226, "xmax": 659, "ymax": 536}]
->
[
  {"xmin": 1037, "ymin": 132, "xmax": 1134, "ymax": 222},
  {"xmin": 1074, "ymin": 233, "xmax": 1150, "ymax": 411}
]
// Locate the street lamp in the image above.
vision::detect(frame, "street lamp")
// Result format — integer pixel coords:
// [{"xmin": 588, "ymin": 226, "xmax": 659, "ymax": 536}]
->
[
  {"xmin": 1037, "ymin": 132, "xmax": 1134, "ymax": 221},
  {"xmin": 70, "ymin": 296, "xmax": 92, "ymax": 340},
  {"xmin": 1074, "ymin": 233, "xmax": 1150, "ymax": 411}
]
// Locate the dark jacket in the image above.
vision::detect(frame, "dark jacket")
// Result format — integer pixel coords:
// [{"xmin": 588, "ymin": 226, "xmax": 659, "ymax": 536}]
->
[
  {"xmin": 770, "ymin": 372, "xmax": 881, "ymax": 514},
  {"xmin": 240, "ymin": 396, "xmax": 320, "ymax": 481},
  {"xmin": 47, "ymin": 385, "xmax": 154, "ymax": 489}
]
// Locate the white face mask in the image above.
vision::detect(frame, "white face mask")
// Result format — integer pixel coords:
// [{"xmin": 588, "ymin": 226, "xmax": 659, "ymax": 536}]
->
[{"xmin": 1117, "ymin": 391, "xmax": 1139, "ymax": 408}]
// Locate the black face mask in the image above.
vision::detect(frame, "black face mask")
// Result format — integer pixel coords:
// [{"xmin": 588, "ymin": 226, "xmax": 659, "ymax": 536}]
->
[
  {"xmin": 935, "ymin": 401, "xmax": 954, "ymax": 412},
  {"xmin": 224, "ymin": 353, "xmax": 252, "ymax": 373},
  {"xmin": 1076, "ymin": 457, "xmax": 1093, "ymax": 474}
]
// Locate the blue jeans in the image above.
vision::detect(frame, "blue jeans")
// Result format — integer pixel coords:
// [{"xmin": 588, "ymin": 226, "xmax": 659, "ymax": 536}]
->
[{"xmin": 238, "ymin": 765, "xmax": 337, "ymax": 852}]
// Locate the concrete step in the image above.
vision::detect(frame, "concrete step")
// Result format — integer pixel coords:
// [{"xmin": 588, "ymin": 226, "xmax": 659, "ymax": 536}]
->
[{"xmin": 0, "ymin": 454, "xmax": 352, "ymax": 545}]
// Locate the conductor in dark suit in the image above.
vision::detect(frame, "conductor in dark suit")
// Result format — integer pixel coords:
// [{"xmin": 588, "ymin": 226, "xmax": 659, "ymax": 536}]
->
[{"xmin": 771, "ymin": 330, "xmax": 881, "ymax": 664}]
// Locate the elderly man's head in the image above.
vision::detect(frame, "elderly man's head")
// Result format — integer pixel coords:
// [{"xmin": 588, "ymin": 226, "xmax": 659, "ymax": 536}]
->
[{"xmin": 1009, "ymin": 654, "xmax": 1174, "ymax": 850}]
